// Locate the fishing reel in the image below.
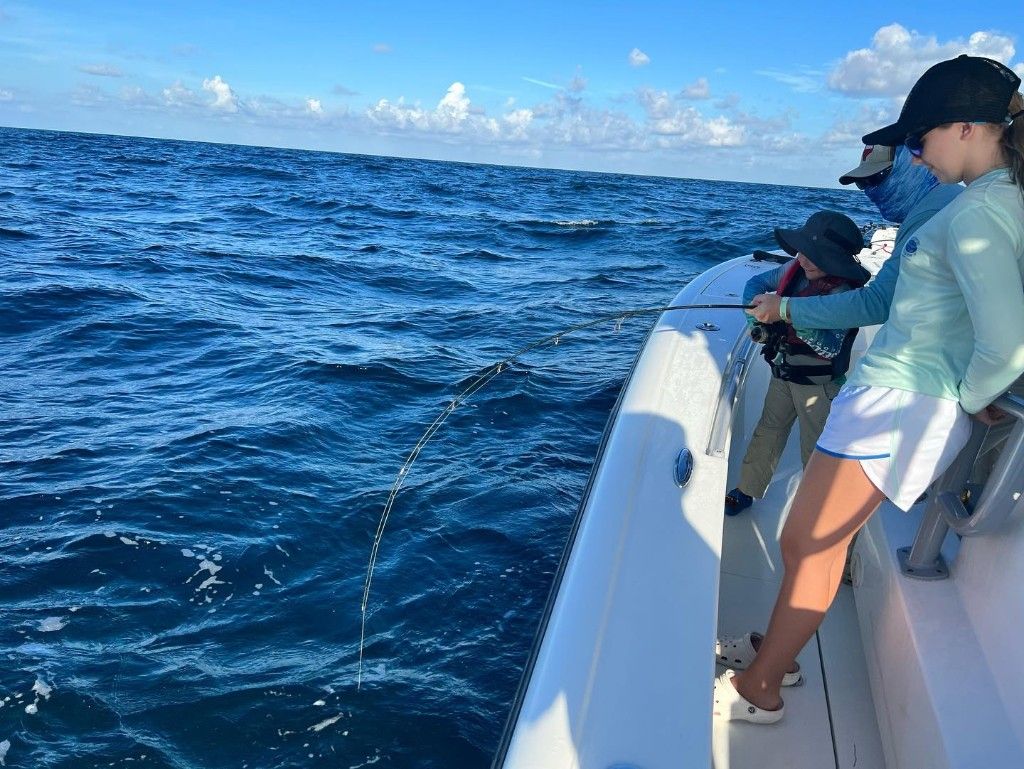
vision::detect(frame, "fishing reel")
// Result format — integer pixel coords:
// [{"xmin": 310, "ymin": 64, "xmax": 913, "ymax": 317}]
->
[{"xmin": 749, "ymin": 323, "xmax": 772, "ymax": 344}]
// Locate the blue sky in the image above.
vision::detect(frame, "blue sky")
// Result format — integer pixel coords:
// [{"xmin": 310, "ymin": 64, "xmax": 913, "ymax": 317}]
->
[{"xmin": 1, "ymin": 1, "xmax": 1022, "ymax": 187}]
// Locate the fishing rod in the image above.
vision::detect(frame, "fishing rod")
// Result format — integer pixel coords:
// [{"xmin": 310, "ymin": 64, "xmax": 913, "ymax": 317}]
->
[{"xmin": 357, "ymin": 302, "xmax": 754, "ymax": 688}]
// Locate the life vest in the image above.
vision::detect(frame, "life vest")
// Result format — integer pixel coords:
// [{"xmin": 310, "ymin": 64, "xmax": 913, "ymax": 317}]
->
[{"xmin": 760, "ymin": 261, "xmax": 862, "ymax": 385}]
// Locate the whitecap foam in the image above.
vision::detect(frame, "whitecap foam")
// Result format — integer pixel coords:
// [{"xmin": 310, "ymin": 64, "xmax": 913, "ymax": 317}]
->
[
  {"xmin": 38, "ymin": 617, "xmax": 67, "ymax": 632},
  {"xmin": 309, "ymin": 713, "xmax": 342, "ymax": 732},
  {"xmin": 25, "ymin": 678, "xmax": 52, "ymax": 715}
]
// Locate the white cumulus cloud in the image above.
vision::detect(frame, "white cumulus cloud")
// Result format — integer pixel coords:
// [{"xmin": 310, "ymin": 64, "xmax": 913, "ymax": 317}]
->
[
  {"xmin": 829, "ymin": 24, "xmax": 1017, "ymax": 96},
  {"xmin": 202, "ymin": 74, "xmax": 238, "ymax": 112},
  {"xmin": 368, "ymin": 82, "xmax": 499, "ymax": 136},
  {"xmin": 120, "ymin": 85, "xmax": 152, "ymax": 105},
  {"xmin": 162, "ymin": 80, "xmax": 198, "ymax": 107},
  {"xmin": 681, "ymin": 77, "xmax": 710, "ymax": 99},
  {"xmin": 110, "ymin": 70, "xmax": 824, "ymax": 171},
  {"xmin": 629, "ymin": 48, "xmax": 650, "ymax": 67},
  {"xmin": 0, "ymin": 89, "xmax": 13, "ymax": 102},
  {"xmin": 503, "ymin": 108, "xmax": 534, "ymax": 140},
  {"xmin": 436, "ymin": 82, "xmax": 470, "ymax": 123},
  {"xmin": 637, "ymin": 87, "xmax": 744, "ymax": 146}
]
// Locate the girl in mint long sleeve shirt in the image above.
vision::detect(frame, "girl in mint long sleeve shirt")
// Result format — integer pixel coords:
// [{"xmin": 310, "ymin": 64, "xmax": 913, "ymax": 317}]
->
[{"xmin": 718, "ymin": 55, "xmax": 1024, "ymax": 727}]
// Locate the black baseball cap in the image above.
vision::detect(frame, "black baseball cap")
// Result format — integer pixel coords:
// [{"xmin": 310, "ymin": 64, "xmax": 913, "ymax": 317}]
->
[
  {"xmin": 774, "ymin": 211, "xmax": 869, "ymax": 284},
  {"xmin": 862, "ymin": 55, "xmax": 1021, "ymax": 146}
]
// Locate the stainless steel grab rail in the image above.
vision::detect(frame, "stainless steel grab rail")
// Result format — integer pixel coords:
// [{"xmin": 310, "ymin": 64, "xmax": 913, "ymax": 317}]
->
[
  {"xmin": 706, "ymin": 331, "xmax": 756, "ymax": 458},
  {"xmin": 900, "ymin": 393, "xmax": 1024, "ymax": 580}
]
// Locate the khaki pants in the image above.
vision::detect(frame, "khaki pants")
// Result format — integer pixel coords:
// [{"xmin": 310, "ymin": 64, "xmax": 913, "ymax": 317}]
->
[{"xmin": 739, "ymin": 377, "xmax": 841, "ymax": 498}]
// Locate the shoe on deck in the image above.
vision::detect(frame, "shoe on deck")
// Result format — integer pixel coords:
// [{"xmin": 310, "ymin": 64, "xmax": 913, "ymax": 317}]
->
[
  {"xmin": 715, "ymin": 632, "xmax": 803, "ymax": 686},
  {"xmin": 713, "ymin": 669, "xmax": 784, "ymax": 724},
  {"xmin": 724, "ymin": 488, "xmax": 753, "ymax": 517}
]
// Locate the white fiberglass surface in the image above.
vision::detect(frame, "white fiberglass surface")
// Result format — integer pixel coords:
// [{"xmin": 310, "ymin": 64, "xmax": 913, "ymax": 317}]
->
[{"xmin": 503, "ymin": 268, "xmax": 752, "ymax": 769}]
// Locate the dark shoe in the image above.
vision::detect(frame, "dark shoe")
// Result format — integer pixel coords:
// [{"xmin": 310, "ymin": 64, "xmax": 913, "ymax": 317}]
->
[{"xmin": 725, "ymin": 488, "xmax": 754, "ymax": 517}]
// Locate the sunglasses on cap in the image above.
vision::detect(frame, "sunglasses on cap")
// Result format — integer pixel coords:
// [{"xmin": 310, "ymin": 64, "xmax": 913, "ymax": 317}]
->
[{"xmin": 854, "ymin": 165, "xmax": 893, "ymax": 190}]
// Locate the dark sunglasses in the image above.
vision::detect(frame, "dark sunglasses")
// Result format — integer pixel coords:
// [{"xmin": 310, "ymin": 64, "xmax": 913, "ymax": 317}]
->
[
  {"xmin": 854, "ymin": 165, "xmax": 893, "ymax": 190},
  {"xmin": 904, "ymin": 131, "xmax": 928, "ymax": 158}
]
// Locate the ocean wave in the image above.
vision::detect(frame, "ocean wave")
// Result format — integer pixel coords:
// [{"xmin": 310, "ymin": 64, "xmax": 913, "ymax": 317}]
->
[
  {"xmin": 361, "ymin": 270, "xmax": 478, "ymax": 296},
  {"xmin": 553, "ymin": 219, "xmax": 601, "ymax": 227},
  {"xmin": 196, "ymin": 163, "xmax": 301, "ymax": 182},
  {"xmin": 421, "ymin": 181, "xmax": 460, "ymax": 197},
  {"xmin": 0, "ymin": 226, "xmax": 37, "ymax": 239},
  {"xmin": 107, "ymin": 154, "xmax": 172, "ymax": 167},
  {"xmin": 456, "ymin": 248, "xmax": 514, "ymax": 262},
  {"xmin": 224, "ymin": 202, "xmax": 278, "ymax": 218},
  {"xmin": 503, "ymin": 218, "xmax": 616, "ymax": 241},
  {"xmin": 285, "ymin": 358, "xmax": 432, "ymax": 389},
  {"xmin": 2, "ymin": 283, "xmax": 147, "ymax": 310},
  {"xmin": 342, "ymin": 201, "xmax": 423, "ymax": 219},
  {"xmin": 283, "ymin": 194, "xmax": 345, "ymax": 212}
]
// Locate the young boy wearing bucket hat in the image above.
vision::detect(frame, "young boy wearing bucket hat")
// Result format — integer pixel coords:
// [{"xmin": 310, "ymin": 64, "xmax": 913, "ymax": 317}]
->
[{"xmin": 724, "ymin": 210, "xmax": 869, "ymax": 516}]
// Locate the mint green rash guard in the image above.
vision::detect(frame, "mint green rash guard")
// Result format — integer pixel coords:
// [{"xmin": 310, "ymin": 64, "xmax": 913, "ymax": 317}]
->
[
  {"xmin": 787, "ymin": 184, "xmax": 963, "ymax": 330},
  {"xmin": 848, "ymin": 169, "xmax": 1024, "ymax": 414}
]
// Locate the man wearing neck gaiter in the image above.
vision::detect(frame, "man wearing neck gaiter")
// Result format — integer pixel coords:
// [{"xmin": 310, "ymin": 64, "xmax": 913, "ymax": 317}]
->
[{"xmin": 748, "ymin": 144, "xmax": 961, "ymax": 329}]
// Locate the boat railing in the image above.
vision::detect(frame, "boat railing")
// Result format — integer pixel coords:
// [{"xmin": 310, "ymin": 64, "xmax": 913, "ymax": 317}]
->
[
  {"xmin": 899, "ymin": 392, "xmax": 1024, "ymax": 580},
  {"xmin": 706, "ymin": 330, "xmax": 757, "ymax": 459}
]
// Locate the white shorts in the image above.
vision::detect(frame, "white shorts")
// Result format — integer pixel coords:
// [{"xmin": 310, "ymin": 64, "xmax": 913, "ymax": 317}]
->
[{"xmin": 815, "ymin": 385, "xmax": 971, "ymax": 511}]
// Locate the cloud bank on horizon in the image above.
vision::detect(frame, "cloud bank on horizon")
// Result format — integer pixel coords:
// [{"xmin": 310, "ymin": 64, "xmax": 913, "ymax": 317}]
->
[{"xmin": 1, "ymin": 13, "xmax": 1022, "ymax": 187}]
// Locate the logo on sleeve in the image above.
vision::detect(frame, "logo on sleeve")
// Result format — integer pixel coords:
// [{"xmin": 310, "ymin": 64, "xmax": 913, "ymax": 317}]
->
[{"xmin": 903, "ymin": 237, "xmax": 919, "ymax": 256}]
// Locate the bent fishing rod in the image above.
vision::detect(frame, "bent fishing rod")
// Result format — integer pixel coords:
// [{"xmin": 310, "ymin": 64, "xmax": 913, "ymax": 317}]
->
[{"xmin": 357, "ymin": 301, "xmax": 754, "ymax": 688}]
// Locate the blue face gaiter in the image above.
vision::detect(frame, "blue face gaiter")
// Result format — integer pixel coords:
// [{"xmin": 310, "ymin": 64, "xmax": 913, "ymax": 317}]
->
[{"xmin": 863, "ymin": 146, "xmax": 939, "ymax": 223}]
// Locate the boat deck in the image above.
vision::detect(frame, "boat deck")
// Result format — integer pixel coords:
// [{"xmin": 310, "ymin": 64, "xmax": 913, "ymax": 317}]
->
[{"xmin": 712, "ymin": 363, "xmax": 886, "ymax": 769}]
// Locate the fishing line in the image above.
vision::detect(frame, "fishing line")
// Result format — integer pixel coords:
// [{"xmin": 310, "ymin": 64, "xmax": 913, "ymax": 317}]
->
[{"xmin": 357, "ymin": 302, "xmax": 753, "ymax": 688}]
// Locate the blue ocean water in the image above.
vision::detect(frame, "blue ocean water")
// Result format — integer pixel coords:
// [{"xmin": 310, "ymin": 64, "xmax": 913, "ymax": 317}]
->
[{"xmin": 0, "ymin": 127, "xmax": 876, "ymax": 768}]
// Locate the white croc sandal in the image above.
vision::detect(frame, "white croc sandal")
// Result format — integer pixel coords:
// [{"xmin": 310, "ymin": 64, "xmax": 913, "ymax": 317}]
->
[
  {"xmin": 715, "ymin": 632, "xmax": 802, "ymax": 687},
  {"xmin": 713, "ymin": 669, "xmax": 784, "ymax": 724}
]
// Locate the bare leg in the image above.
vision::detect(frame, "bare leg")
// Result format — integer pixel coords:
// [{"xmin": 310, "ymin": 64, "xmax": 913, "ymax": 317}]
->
[{"xmin": 730, "ymin": 450, "xmax": 884, "ymax": 710}]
